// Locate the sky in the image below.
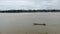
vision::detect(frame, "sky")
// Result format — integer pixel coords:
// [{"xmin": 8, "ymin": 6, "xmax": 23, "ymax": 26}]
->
[{"xmin": 0, "ymin": 0, "xmax": 60, "ymax": 10}]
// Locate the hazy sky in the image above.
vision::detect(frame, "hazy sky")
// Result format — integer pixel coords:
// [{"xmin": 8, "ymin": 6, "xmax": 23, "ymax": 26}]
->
[{"xmin": 0, "ymin": 0, "xmax": 60, "ymax": 10}]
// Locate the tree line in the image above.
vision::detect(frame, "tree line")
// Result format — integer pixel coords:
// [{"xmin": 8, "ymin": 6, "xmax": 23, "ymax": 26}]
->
[{"xmin": 0, "ymin": 10, "xmax": 60, "ymax": 13}]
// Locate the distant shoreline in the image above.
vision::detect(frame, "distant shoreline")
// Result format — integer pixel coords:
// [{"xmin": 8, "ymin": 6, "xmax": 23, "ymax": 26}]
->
[{"xmin": 0, "ymin": 10, "xmax": 60, "ymax": 13}]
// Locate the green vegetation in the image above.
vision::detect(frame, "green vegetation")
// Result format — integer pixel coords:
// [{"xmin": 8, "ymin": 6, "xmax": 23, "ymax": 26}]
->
[{"xmin": 0, "ymin": 10, "xmax": 60, "ymax": 13}]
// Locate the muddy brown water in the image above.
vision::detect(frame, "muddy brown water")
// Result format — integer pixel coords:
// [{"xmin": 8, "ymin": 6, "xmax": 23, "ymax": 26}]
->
[{"xmin": 0, "ymin": 12, "xmax": 60, "ymax": 34}]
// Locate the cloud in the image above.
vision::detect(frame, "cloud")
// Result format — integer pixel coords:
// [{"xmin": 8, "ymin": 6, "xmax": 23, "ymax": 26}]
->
[
  {"xmin": 0, "ymin": 0, "xmax": 60, "ymax": 10},
  {"xmin": 0, "ymin": 0, "xmax": 36, "ymax": 10},
  {"xmin": 0, "ymin": 1, "xmax": 35, "ymax": 6}
]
